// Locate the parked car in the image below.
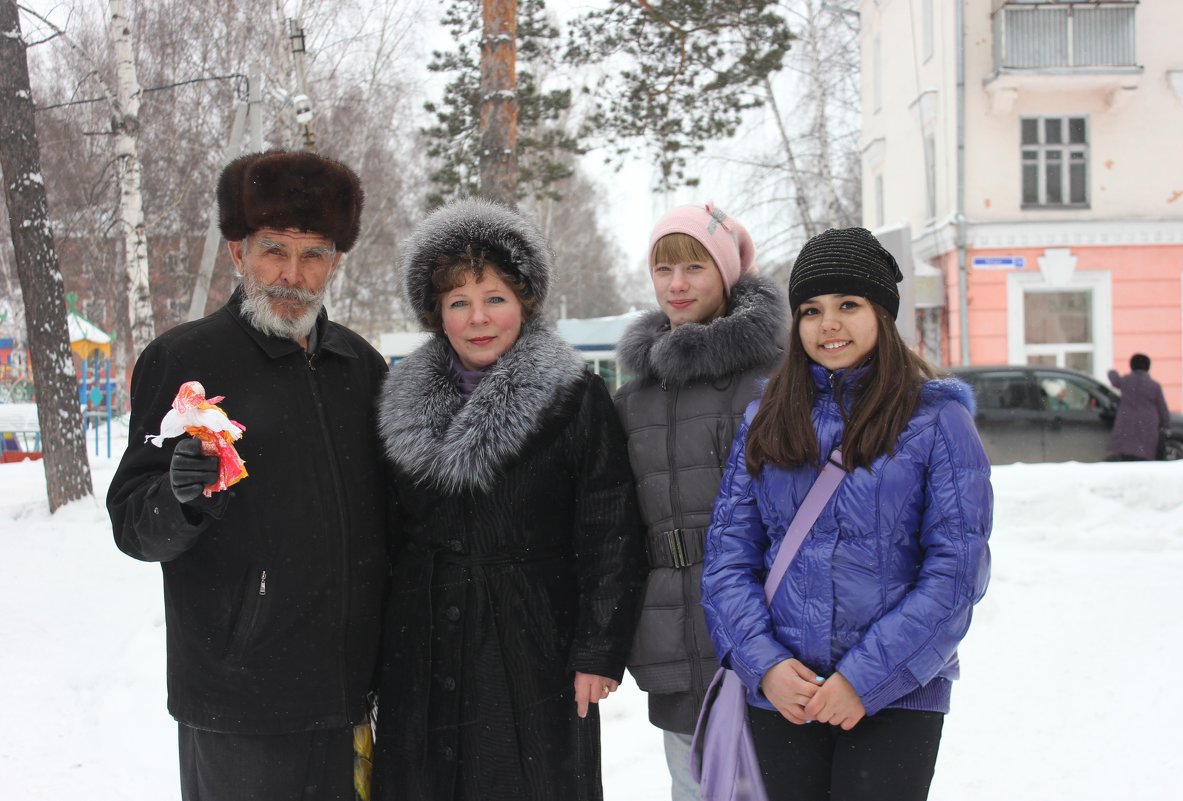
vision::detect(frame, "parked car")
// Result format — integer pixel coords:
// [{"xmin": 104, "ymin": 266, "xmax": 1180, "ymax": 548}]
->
[{"xmin": 944, "ymin": 365, "xmax": 1183, "ymax": 464}]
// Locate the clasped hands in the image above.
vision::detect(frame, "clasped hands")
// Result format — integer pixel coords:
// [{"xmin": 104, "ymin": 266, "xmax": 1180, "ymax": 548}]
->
[{"xmin": 760, "ymin": 658, "xmax": 865, "ymax": 730}]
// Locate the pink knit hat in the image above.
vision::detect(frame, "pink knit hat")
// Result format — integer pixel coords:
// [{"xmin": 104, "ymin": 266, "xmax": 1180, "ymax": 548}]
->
[{"xmin": 648, "ymin": 202, "xmax": 758, "ymax": 296}]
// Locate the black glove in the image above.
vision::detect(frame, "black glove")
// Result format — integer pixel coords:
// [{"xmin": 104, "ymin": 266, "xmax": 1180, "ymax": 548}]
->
[{"xmin": 170, "ymin": 437, "xmax": 220, "ymax": 505}]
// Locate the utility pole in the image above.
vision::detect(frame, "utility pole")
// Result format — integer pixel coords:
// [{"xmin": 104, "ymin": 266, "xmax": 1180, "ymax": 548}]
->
[
  {"xmin": 955, "ymin": 0, "xmax": 970, "ymax": 365},
  {"xmin": 187, "ymin": 69, "xmax": 260, "ymax": 322},
  {"xmin": 288, "ymin": 18, "xmax": 316, "ymax": 152}
]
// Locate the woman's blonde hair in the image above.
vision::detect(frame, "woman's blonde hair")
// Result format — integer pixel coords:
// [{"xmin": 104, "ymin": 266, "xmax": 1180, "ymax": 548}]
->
[{"xmin": 651, "ymin": 233, "xmax": 714, "ymax": 268}]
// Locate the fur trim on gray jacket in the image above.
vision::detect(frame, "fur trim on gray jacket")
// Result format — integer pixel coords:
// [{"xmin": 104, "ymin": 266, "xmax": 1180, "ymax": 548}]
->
[
  {"xmin": 616, "ymin": 273, "xmax": 787, "ymax": 386},
  {"xmin": 377, "ymin": 318, "xmax": 587, "ymax": 494},
  {"xmin": 400, "ymin": 198, "xmax": 553, "ymax": 322}
]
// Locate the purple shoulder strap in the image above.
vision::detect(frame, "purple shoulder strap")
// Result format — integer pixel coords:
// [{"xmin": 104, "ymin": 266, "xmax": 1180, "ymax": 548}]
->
[{"xmin": 762, "ymin": 451, "xmax": 845, "ymax": 605}]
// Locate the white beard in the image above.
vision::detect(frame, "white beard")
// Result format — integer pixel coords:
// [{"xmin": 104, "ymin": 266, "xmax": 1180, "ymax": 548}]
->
[{"xmin": 239, "ymin": 271, "xmax": 326, "ymax": 343}]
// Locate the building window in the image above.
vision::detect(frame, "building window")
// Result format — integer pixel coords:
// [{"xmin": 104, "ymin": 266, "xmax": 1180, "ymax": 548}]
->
[
  {"xmin": 1007, "ymin": 256, "xmax": 1112, "ymax": 379},
  {"xmin": 592, "ymin": 357, "xmax": 619, "ymax": 391},
  {"xmin": 1022, "ymin": 290, "xmax": 1094, "ymax": 372},
  {"xmin": 874, "ymin": 174, "xmax": 885, "ymax": 228},
  {"xmin": 872, "ymin": 35, "xmax": 882, "ymax": 112},
  {"xmin": 580, "ymin": 354, "xmax": 622, "ymax": 391},
  {"xmin": 1021, "ymin": 116, "xmax": 1088, "ymax": 208},
  {"xmin": 922, "ymin": 0, "xmax": 934, "ymax": 63},
  {"xmin": 923, "ymin": 134, "xmax": 937, "ymax": 220}
]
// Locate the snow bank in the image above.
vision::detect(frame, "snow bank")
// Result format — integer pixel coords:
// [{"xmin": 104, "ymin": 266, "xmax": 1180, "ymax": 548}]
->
[{"xmin": 2, "ymin": 446, "xmax": 1181, "ymax": 799}]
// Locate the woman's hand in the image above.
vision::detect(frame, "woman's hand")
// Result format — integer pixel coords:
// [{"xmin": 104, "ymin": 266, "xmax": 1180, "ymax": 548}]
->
[
  {"xmin": 760, "ymin": 659, "xmax": 824, "ymax": 724},
  {"xmin": 802, "ymin": 671, "xmax": 865, "ymax": 731},
  {"xmin": 573, "ymin": 672, "xmax": 619, "ymax": 719}
]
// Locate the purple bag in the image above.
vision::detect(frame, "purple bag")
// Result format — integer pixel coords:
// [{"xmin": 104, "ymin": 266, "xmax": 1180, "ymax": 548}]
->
[
  {"xmin": 692, "ymin": 667, "xmax": 769, "ymax": 801},
  {"xmin": 691, "ymin": 453, "xmax": 846, "ymax": 801}
]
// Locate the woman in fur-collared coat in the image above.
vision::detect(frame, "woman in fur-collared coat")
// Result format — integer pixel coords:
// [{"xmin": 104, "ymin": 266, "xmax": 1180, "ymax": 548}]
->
[{"xmin": 372, "ymin": 198, "xmax": 645, "ymax": 801}]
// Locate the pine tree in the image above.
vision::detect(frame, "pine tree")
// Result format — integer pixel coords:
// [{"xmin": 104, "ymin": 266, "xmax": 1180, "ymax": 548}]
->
[
  {"xmin": 423, "ymin": 0, "xmax": 582, "ymax": 207},
  {"xmin": 566, "ymin": 0, "xmax": 793, "ymax": 190}
]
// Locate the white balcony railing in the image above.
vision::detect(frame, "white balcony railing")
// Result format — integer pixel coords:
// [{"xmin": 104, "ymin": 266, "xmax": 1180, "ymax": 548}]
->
[{"xmin": 993, "ymin": 2, "xmax": 1137, "ymax": 71}]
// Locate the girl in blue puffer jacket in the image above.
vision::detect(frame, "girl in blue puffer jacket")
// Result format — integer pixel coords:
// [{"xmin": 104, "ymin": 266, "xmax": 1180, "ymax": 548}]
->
[{"xmin": 701, "ymin": 227, "xmax": 992, "ymax": 801}]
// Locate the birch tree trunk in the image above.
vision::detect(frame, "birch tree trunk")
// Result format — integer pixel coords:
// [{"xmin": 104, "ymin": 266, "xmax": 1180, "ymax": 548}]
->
[
  {"xmin": 764, "ymin": 76, "xmax": 819, "ymax": 240},
  {"xmin": 803, "ymin": 0, "xmax": 848, "ymax": 229},
  {"xmin": 479, "ymin": 0, "xmax": 518, "ymax": 207},
  {"xmin": 0, "ymin": 0, "xmax": 94, "ymax": 511},
  {"xmin": 110, "ymin": 0, "xmax": 155, "ymax": 357},
  {"xmin": 755, "ymin": 0, "xmax": 860, "ymax": 248}
]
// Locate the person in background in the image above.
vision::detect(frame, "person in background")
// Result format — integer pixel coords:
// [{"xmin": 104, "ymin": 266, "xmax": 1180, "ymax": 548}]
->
[
  {"xmin": 372, "ymin": 198, "xmax": 645, "ymax": 801},
  {"xmin": 702, "ymin": 227, "xmax": 992, "ymax": 801},
  {"xmin": 1107, "ymin": 353, "xmax": 1170, "ymax": 460},
  {"xmin": 614, "ymin": 202, "xmax": 787, "ymax": 800},
  {"xmin": 107, "ymin": 150, "xmax": 389, "ymax": 801}
]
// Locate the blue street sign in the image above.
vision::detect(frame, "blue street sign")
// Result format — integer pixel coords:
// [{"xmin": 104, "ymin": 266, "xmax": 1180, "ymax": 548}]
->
[{"xmin": 972, "ymin": 256, "xmax": 1025, "ymax": 269}]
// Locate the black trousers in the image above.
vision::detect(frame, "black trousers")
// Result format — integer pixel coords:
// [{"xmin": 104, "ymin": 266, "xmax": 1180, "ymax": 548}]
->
[
  {"xmin": 178, "ymin": 723, "xmax": 357, "ymax": 801},
  {"xmin": 748, "ymin": 706, "xmax": 944, "ymax": 801}
]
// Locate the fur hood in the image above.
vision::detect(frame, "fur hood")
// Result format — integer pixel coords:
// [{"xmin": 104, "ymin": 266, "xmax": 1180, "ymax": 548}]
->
[
  {"xmin": 377, "ymin": 317, "xmax": 586, "ymax": 494},
  {"xmin": 617, "ymin": 273, "xmax": 787, "ymax": 385},
  {"xmin": 400, "ymin": 198, "xmax": 553, "ymax": 322},
  {"xmin": 920, "ymin": 376, "xmax": 977, "ymax": 417}
]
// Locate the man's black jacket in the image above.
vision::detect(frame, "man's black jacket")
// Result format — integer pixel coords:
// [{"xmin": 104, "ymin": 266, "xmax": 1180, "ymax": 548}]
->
[{"xmin": 107, "ymin": 288, "xmax": 390, "ymax": 734}]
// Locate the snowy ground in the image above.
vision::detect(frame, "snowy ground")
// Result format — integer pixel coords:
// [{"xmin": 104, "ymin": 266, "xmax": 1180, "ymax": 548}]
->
[{"xmin": 2, "ymin": 422, "xmax": 1182, "ymax": 800}]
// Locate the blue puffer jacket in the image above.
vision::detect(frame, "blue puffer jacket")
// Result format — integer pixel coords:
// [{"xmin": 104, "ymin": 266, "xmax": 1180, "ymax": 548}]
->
[{"xmin": 701, "ymin": 365, "xmax": 992, "ymax": 716}]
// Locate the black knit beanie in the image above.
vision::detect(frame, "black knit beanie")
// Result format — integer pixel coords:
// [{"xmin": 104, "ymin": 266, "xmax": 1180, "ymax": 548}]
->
[{"xmin": 788, "ymin": 227, "xmax": 903, "ymax": 319}]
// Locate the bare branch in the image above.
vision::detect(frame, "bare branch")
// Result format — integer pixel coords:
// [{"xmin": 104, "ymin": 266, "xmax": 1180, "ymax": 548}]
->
[{"xmin": 17, "ymin": 2, "xmax": 118, "ymax": 113}]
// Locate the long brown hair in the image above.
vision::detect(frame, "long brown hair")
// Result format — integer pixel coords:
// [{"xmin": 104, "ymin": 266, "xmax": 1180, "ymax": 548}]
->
[{"xmin": 746, "ymin": 303, "xmax": 935, "ymax": 474}]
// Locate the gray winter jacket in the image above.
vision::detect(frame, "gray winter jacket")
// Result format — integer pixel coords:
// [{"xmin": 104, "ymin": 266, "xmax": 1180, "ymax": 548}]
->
[{"xmin": 614, "ymin": 274, "xmax": 787, "ymax": 732}]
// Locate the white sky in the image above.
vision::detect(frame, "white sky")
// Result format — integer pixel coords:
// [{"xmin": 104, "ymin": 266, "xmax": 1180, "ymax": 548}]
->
[
  {"xmin": 381, "ymin": 0, "xmax": 806, "ymax": 283},
  {"xmin": 15, "ymin": 0, "xmax": 818, "ymax": 296}
]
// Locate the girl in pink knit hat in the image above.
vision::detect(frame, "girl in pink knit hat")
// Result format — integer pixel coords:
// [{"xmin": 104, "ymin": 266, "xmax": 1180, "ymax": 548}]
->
[
  {"xmin": 614, "ymin": 203, "xmax": 787, "ymax": 800},
  {"xmin": 644, "ymin": 202, "xmax": 758, "ymax": 327}
]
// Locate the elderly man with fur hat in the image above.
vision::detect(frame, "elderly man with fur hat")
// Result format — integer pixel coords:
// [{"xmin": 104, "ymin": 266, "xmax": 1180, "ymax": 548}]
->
[{"xmin": 107, "ymin": 150, "xmax": 389, "ymax": 801}]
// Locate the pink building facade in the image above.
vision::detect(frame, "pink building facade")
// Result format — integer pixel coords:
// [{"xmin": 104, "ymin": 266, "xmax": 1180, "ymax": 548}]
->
[{"xmin": 860, "ymin": 0, "xmax": 1183, "ymax": 408}]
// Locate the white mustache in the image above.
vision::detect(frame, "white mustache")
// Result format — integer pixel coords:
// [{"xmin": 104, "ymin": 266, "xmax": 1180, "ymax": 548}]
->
[{"xmin": 260, "ymin": 284, "xmax": 319, "ymax": 304}]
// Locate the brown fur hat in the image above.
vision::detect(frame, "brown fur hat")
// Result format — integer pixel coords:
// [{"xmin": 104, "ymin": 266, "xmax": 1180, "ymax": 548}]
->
[{"xmin": 217, "ymin": 150, "xmax": 364, "ymax": 252}]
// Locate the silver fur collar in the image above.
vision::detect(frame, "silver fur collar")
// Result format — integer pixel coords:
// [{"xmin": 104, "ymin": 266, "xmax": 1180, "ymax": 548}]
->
[
  {"xmin": 377, "ymin": 318, "xmax": 586, "ymax": 493},
  {"xmin": 616, "ymin": 274, "xmax": 787, "ymax": 385}
]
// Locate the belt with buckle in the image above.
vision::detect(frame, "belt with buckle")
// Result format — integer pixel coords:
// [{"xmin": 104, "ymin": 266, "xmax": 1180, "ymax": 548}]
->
[{"xmin": 645, "ymin": 527, "xmax": 707, "ymax": 569}]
